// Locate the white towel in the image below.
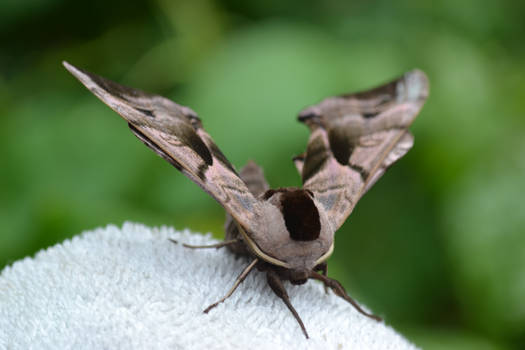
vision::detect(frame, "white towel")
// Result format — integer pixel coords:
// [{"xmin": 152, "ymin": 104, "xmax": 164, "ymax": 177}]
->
[{"xmin": 0, "ymin": 222, "xmax": 418, "ymax": 350}]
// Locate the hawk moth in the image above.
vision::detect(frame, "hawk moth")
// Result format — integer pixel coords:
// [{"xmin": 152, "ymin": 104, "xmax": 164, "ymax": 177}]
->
[{"xmin": 63, "ymin": 61, "xmax": 428, "ymax": 338}]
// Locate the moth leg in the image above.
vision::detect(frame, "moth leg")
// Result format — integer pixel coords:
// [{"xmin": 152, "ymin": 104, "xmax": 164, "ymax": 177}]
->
[
  {"xmin": 314, "ymin": 262, "xmax": 329, "ymax": 294},
  {"xmin": 203, "ymin": 258, "xmax": 258, "ymax": 313},
  {"xmin": 169, "ymin": 238, "xmax": 241, "ymax": 249},
  {"xmin": 310, "ymin": 271, "xmax": 382, "ymax": 322},
  {"xmin": 267, "ymin": 270, "xmax": 309, "ymax": 339}
]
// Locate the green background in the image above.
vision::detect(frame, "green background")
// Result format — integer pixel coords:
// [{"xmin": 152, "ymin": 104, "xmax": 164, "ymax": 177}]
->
[{"xmin": 1, "ymin": 1, "xmax": 524, "ymax": 348}]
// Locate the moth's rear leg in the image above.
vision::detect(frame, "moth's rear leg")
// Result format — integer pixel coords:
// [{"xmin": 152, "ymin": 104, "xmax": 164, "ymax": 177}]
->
[
  {"xmin": 267, "ymin": 270, "xmax": 309, "ymax": 339},
  {"xmin": 203, "ymin": 258, "xmax": 258, "ymax": 313},
  {"xmin": 310, "ymin": 271, "xmax": 382, "ymax": 322},
  {"xmin": 169, "ymin": 238, "xmax": 241, "ymax": 249}
]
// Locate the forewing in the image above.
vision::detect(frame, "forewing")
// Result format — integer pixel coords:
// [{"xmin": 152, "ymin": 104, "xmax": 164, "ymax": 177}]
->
[
  {"xmin": 64, "ymin": 61, "xmax": 263, "ymax": 230},
  {"xmin": 297, "ymin": 69, "xmax": 428, "ymax": 230}
]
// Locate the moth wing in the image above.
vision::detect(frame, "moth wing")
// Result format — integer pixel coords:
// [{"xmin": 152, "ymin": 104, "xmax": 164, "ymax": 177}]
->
[
  {"xmin": 224, "ymin": 161, "xmax": 270, "ymax": 250},
  {"xmin": 297, "ymin": 70, "xmax": 428, "ymax": 231},
  {"xmin": 292, "ymin": 153, "xmax": 305, "ymax": 175},
  {"xmin": 64, "ymin": 61, "xmax": 263, "ymax": 231}
]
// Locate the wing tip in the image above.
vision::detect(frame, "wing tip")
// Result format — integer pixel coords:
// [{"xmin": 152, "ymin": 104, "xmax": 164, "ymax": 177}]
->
[
  {"xmin": 404, "ymin": 69, "xmax": 430, "ymax": 101},
  {"xmin": 62, "ymin": 60, "xmax": 81, "ymax": 77},
  {"xmin": 62, "ymin": 60, "xmax": 94, "ymax": 88}
]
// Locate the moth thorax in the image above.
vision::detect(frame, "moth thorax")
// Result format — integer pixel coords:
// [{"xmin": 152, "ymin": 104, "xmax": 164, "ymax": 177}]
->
[{"xmin": 280, "ymin": 189, "xmax": 321, "ymax": 241}]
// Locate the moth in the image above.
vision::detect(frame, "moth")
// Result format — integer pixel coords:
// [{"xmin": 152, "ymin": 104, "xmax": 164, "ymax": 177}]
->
[{"xmin": 63, "ymin": 61, "xmax": 428, "ymax": 338}]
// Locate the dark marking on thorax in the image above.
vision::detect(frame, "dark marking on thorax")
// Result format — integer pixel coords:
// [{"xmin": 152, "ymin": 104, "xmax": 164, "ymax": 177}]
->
[{"xmin": 280, "ymin": 189, "xmax": 321, "ymax": 241}]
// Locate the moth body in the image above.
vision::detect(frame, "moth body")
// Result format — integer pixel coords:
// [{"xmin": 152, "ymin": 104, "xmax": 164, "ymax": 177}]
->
[{"xmin": 63, "ymin": 61, "xmax": 428, "ymax": 339}]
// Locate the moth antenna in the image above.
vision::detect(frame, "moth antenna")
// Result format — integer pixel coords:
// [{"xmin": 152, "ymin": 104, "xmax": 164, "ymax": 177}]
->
[
  {"xmin": 267, "ymin": 270, "xmax": 310, "ymax": 339},
  {"xmin": 169, "ymin": 238, "xmax": 241, "ymax": 249},
  {"xmin": 309, "ymin": 271, "xmax": 382, "ymax": 322},
  {"xmin": 203, "ymin": 258, "xmax": 258, "ymax": 313}
]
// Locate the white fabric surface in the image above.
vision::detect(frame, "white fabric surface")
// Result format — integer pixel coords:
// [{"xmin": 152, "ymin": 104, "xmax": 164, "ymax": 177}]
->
[{"xmin": 0, "ymin": 222, "xmax": 418, "ymax": 350}]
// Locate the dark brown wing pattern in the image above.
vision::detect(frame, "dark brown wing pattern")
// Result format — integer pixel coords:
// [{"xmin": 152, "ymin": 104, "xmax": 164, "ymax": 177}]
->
[
  {"xmin": 63, "ymin": 61, "xmax": 263, "ymax": 233},
  {"xmin": 297, "ymin": 70, "xmax": 429, "ymax": 231}
]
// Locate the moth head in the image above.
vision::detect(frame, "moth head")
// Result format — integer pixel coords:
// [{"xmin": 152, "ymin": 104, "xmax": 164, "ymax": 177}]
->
[
  {"xmin": 289, "ymin": 268, "xmax": 309, "ymax": 285},
  {"xmin": 238, "ymin": 188, "xmax": 334, "ymax": 273}
]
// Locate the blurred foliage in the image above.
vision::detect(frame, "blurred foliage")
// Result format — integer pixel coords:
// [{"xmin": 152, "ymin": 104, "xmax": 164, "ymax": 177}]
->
[{"xmin": 1, "ymin": 0, "xmax": 524, "ymax": 349}]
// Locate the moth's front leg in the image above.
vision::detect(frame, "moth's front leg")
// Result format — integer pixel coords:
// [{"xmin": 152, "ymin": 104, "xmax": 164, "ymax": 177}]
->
[
  {"xmin": 203, "ymin": 258, "xmax": 258, "ymax": 313},
  {"xmin": 314, "ymin": 262, "xmax": 329, "ymax": 294},
  {"xmin": 310, "ymin": 271, "xmax": 382, "ymax": 322},
  {"xmin": 266, "ymin": 270, "xmax": 309, "ymax": 339}
]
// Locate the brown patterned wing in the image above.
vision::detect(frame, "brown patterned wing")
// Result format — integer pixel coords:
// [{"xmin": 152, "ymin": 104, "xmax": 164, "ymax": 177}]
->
[
  {"xmin": 63, "ymin": 61, "xmax": 263, "ymax": 231},
  {"xmin": 297, "ymin": 70, "xmax": 429, "ymax": 231}
]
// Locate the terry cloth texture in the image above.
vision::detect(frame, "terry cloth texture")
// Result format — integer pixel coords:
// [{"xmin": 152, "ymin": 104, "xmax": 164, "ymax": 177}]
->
[{"xmin": 0, "ymin": 222, "xmax": 418, "ymax": 350}]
